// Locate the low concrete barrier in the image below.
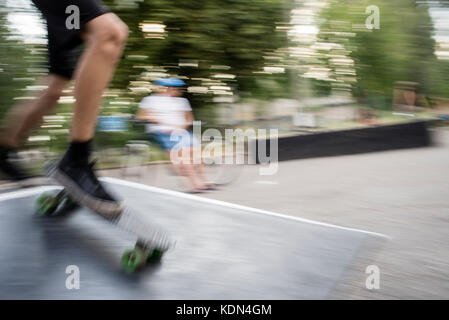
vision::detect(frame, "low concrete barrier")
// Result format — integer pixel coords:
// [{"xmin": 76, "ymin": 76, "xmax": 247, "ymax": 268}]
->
[{"xmin": 254, "ymin": 120, "xmax": 434, "ymax": 163}]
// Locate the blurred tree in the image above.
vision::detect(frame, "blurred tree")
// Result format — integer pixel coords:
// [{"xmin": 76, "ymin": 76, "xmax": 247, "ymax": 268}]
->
[
  {"xmin": 103, "ymin": 0, "xmax": 290, "ymax": 111},
  {"xmin": 425, "ymin": 0, "xmax": 449, "ymax": 100},
  {"xmin": 0, "ymin": 0, "xmax": 291, "ymax": 153},
  {"xmin": 316, "ymin": 0, "xmax": 440, "ymax": 108},
  {"xmin": 0, "ymin": 3, "xmax": 39, "ymax": 119}
]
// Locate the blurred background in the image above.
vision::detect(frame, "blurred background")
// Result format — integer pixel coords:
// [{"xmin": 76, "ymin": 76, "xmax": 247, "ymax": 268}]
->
[
  {"xmin": 1, "ymin": 0, "xmax": 449, "ymax": 173},
  {"xmin": 1, "ymin": 0, "xmax": 449, "ymax": 300}
]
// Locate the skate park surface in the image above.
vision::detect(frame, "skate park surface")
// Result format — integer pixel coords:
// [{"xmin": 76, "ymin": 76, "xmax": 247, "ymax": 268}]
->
[{"xmin": 0, "ymin": 178, "xmax": 385, "ymax": 299}]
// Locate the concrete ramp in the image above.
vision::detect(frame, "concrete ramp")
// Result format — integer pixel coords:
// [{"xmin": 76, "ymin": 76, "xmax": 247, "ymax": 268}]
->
[{"xmin": 0, "ymin": 179, "xmax": 386, "ymax": 299}]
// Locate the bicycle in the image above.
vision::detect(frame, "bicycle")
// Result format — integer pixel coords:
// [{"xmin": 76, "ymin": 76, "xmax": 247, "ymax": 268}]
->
[{"xmin": 125, "ymin": 118, "xmax": 243, "ymax": 189}]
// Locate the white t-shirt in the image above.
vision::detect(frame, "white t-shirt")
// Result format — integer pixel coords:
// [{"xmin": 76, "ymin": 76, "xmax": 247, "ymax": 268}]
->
[{"xmin": 138, "ymin": 94, "xmax": 192, "ymax": 133}]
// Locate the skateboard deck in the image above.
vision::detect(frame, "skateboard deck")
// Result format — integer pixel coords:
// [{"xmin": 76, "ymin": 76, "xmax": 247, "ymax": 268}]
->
[{"xmin": 35, "ymin": 188, "xmax": 174, "ymax": 273}]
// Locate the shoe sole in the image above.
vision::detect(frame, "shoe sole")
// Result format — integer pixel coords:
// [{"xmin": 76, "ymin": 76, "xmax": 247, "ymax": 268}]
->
[{"xmin": 49, "ymin": 166, "xmax": 123, "ymax": 219}]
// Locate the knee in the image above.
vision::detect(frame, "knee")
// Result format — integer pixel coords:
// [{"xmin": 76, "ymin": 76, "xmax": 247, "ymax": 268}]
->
[
  {"xmin": 112, "ymin": 21, "xmax": 129, "ymax": 46},
  {"xmin": 42, "ymin": 85, "xmax": 63, "ymax": 103},
  {"xmin": 91, "ymin": 20, "xmax": 129, "ymax": 60}
]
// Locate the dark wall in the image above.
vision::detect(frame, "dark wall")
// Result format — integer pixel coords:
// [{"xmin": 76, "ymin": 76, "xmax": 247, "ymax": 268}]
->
[{"xmin": 255, "ymin": 121, "xmax": 434, "ymax": 163}]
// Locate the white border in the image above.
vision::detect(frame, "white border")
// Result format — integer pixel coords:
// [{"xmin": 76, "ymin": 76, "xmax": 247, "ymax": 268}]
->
[
  {"xmin": 102, "ymin": 177, "xmax": 391, "ymax": 239},
  {"xmin": 0, "ymin": 178, "xmax": 391, "ymax": 239},
  {"xmin": 0, "ymin": 186, "xmax": 58, "ymax": 202}
]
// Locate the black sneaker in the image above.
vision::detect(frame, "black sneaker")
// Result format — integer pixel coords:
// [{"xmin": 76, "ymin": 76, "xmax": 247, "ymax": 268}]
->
[
  {"xmin": 48, "ymin": 160, "xmax": 123, "ymax": 218},
  {"xmin": 0, "ymin": 147, "xmax": 32, "ymax": 182}
]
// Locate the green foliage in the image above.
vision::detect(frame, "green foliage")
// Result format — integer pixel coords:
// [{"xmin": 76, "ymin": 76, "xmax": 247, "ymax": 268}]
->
[
  {"xmin": 0, "ymin": 0, "xmax": 289, "ymax": 153},
  {"xmin": 1, "ymin": 0, "xmax": 447, "ymax": 156},
  {"xmin": 317, "ymin": 0, "xmax": 443, "ymax": 104},
  {"xmin": 104, "ymin": 0, "xmax": 289, "ymax": 101},
  {"xmin": 0, "ymin": 5, "xmax": 43, "ymax": 120}
]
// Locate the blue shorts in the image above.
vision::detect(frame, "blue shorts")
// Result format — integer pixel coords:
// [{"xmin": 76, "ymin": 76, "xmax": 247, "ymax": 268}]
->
[{"xmin": 151, "ymin": 130, "xmax": 199, "ymax": 151}]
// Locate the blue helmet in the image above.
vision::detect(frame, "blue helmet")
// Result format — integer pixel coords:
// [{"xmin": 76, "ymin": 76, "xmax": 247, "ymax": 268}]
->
[{"xmin": 154, "ymin": 78, "xmax": 186, "ymax": 87}]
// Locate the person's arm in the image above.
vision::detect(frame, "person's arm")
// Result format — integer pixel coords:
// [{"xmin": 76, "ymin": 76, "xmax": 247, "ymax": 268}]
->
[
  {"xmin": 136, "ymin": 108, "xmax": 158, "ymax": 123},
  {"xmin": 183, "ymin": 110, "xmax": 194, "ymax": 129},
  {"xmin": 136, "ymin": 97, "xmax": 158, "ymax": 123},
  {"xmin": 179, "ymin": 98, "xmax": 194, "ymax": 129}
]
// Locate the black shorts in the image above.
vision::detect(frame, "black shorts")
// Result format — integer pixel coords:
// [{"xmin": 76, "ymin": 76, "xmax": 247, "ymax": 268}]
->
[{"xmin": 32, "ymin": 0, "xmax": 110, "ymax": 79}]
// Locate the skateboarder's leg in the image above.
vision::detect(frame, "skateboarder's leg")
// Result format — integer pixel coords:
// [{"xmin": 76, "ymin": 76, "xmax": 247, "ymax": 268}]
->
[
  {"xmin": 1, "ymin": 75, "xmax": 68, "ymax": 149},
  {"xmin": 0, "ymin": 75, "xmax": 68, "ymax": 181},
  {"xmin": 51, "ymin": 13, "xmax": 129, "ymax": 216},
  {"xmin": 70, "ymin": 13, "xmax": 128, "ymax": 141}
]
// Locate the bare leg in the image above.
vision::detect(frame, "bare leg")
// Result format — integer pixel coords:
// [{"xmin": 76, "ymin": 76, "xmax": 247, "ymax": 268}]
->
[
  {"xmin": 190, "ymin": 146, "xmax": 211, "ymax": 186},
  {"xmin": 70, "ymin": 13, "xmax": 128, "ymax": 141},
  {"xmin": 171, "ymin": 147, "xmax": 207, "ymax": 191},
  {"xmin": 47, "ymin": 13, "xmax": 129, "ymax": 215},
  {"xmin": 0, "ymin": 75, "xmax": 68, "ymax": 148}
]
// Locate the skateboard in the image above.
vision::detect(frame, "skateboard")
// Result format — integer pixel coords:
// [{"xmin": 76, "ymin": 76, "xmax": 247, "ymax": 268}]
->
[{"xmin": 36, "ymin": 188, "xmax": 172, "ymax": 273}]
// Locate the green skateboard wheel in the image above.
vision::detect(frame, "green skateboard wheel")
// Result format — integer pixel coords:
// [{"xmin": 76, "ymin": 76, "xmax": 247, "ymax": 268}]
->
[
  {"xmin": 121, "ymin": 247, "xmax": 145, "ymax": 273},
  {"xmin": 36, "ymin": 192, "xmax": 59, "ymax": 216}
]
